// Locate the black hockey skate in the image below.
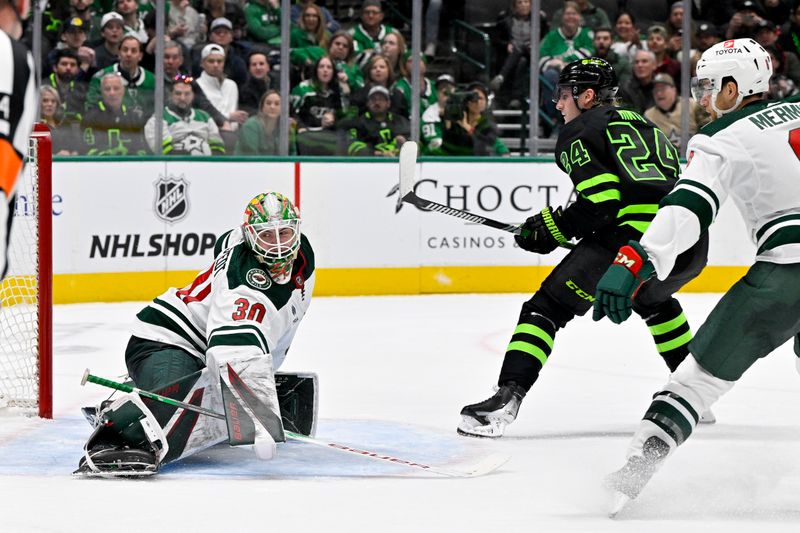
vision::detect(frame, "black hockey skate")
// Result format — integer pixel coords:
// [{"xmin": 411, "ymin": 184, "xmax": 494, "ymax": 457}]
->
[
  {"xmin": 73, "ymin": 443, "xmax": 158, "ymax": 478},
  {"xmin": 605, "ymin": 436, "xmax": 670, "ymax": 517},
  {"xmin": 457, "ymin": 382, "xmax": 526, "ymax": 438}
]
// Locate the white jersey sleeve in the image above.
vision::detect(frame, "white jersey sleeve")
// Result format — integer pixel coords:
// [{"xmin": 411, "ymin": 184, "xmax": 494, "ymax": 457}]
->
[{"xmin": 641, "ymin": 96, "xmax": 800, "ymax": 279}]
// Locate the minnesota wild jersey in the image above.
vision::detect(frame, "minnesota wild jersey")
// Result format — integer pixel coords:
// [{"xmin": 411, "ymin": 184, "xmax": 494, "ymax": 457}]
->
[
  {"xmin": 130, "ymin": 233, "xmax": 315, "ymax": 371},
  {"xmin": 642, "ymin": 95, "xmax": 800, "ymax": 278},
  {"xmin": 555, "ymin": 105, "xmax": 681, "ymax": 244}
]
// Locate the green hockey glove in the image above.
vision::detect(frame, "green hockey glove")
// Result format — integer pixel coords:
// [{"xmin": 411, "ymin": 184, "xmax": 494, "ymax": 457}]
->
[
  {"xmin": 514, "ymin": 206, "xmax": 570, "ymax": 254},
  {"xmin": 592, "ymin": 241, "xmax": 655, "ymax": 324}
]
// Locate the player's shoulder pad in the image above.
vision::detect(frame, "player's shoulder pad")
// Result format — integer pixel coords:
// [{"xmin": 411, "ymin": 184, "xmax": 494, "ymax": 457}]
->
[{"xmin": 213, "ymin": 228, "xmax": 241, "ymax": 257}]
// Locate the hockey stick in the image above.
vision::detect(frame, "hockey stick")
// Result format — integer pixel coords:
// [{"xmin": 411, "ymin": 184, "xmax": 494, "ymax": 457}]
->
[
  {"xmin": 81, "ymin": 369, "xmax": 508, "ymax": 478},
  {"xmin": 398, "ymin": 141, "xmax": 575, "ymax": 248}
]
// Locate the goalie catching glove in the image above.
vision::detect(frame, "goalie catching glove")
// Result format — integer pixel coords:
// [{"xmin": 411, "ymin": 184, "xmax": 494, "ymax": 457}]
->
[
  {"xmin": 514, "ymin": 206, "xmax": 572, "ymax": 254},
  {"xmin": 592, "ymin": 241, "xmax": 655, "ymax": 324}
]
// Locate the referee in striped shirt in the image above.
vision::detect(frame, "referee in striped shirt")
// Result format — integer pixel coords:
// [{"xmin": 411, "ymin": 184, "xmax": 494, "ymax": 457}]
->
[{"xmin": 0, "ymin": 0, "xmax": 37, "ymax": 279}]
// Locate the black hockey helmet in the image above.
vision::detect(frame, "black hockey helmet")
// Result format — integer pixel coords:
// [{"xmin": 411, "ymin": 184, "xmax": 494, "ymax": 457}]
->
[{"xmin": 553, "ymin": 58, "xmax": 618, "ymax": 105}]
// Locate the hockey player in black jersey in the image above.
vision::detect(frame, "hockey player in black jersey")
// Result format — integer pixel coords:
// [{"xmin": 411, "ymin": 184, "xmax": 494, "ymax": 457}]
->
[{"xmin": 458, "ymin": 58, "xmax": 710, "ymax": 438}]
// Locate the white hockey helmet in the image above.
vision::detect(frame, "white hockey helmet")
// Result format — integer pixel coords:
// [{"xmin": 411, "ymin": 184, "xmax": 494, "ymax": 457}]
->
[
  {"xmin": 241, "ymin": 192, "xmax": 301, "ymax": 285},
  {"xmin": 692, "ymin": 38, "xmax": 772, "ymax": 116}
]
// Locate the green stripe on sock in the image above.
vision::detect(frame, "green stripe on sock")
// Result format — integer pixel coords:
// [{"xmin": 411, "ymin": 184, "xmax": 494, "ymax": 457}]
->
[
  {"xmin": 513, "ymin": 324, "xmax": 554, "ymax": 348},
  {"xmin": 506, "ymin": 341, "xmax": 548, "ymax": 366},
  {"xmin": 648, "ymin": 313, "xmax": 688, "ymax": 336},
  {"xmin": 655, "ymin": 330, "xmax": 693, "ymax": 353}
]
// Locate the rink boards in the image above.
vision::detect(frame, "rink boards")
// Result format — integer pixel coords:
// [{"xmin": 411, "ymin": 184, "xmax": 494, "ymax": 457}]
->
[{"xmin": 45, "ymin": 159, "xmax": 753, "ymax": 303}]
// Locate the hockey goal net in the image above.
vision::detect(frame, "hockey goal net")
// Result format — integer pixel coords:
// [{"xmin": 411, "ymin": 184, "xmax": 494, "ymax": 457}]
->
[{"xmin": 0, "ymin": 124, "xmax": 53, "ymax": 418}]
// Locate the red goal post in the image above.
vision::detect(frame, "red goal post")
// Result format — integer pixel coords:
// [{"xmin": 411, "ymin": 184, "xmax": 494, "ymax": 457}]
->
[{"xmin": 0, "ymin": 123, "xmax": 53, "ymax": 418}]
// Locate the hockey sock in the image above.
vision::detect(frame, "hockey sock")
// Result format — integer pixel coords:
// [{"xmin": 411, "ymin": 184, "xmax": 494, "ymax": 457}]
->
[
  {"xmin": 498, "ymin": 313, "xmax": 556, "ymax": 390},
  {"xmin": 646, "ymin": 306, "xmax": 693, "ymax": 372},
  {"xmin": 642, "ymin": 390, "xmax": 699, "ymax": 448}
]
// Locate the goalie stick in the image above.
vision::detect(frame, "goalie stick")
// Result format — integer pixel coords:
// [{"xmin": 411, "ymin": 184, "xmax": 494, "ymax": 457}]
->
[
  {"xmin": 398, "ymin": 141, "xmax": 575, "ymax": 248},
  {"xmin": 81, "ymin": 369, "xmax": 508, "ymax": 478}
]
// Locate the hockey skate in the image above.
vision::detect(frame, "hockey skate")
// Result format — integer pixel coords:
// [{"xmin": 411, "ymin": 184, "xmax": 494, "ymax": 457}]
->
[
  {"xmin": 457, "ymin": 382, "xmax": 526, "ymax": 438},
  {"xmin": 74, "ymin": 443, "xmax": 158, "ymax": 478},
  {"xmin": 605, "ymin": 436, "xmax": 670, "ymax": 517}
]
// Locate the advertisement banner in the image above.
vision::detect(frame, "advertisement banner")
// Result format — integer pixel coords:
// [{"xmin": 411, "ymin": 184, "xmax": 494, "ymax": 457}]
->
[{"xmin": 53, "ymin": 161, "xmax": 294, "ymax": 274}]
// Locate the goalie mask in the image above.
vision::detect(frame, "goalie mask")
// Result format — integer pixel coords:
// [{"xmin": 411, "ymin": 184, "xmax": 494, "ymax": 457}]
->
[
  {"xmin": 692, "ymin": 38, "xmax": 772, "ymax": 116},
  {"xmin": 241, "ymin": 192, "xmax": 301, "ymax": 284}
]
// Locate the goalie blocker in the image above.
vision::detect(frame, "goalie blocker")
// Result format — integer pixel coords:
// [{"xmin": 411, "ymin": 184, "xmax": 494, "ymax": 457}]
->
[{"xmin": 76, "ymin": 371, "xmax": 318, "ymax": 477}]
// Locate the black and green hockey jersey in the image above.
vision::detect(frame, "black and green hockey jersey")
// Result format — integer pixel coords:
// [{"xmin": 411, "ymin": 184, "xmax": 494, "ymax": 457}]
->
[
  {"xmin": 555, "ymin": 105, "xmax": 681, "ymax": 242},
  {"xmin": 131, "ymin": 233, "xmax": 315, "ymax": 371}
]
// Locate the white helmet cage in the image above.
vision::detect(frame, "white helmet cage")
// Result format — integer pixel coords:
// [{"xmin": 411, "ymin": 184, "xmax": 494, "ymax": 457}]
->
[{"xmin": 692, "ymin": 38, "xmax": 772, "ymax": 116}]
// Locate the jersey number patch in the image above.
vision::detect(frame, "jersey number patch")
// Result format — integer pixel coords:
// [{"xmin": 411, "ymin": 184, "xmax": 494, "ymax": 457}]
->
[
  {"xmin": 559, "ymin": 139, "xmax": 591, "ymax": 173},
  {"xmin": 232, "ymin": 298, "xmax": 266, "ymax": 323}
]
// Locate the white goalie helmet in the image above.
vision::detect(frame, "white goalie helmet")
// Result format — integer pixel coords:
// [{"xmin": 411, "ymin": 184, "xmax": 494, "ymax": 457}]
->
[
  {"xmin": 241, "ymin": 192, "xmax": 301, "ymax": 285},
  {"xmin": 692, "ymin": 38, "xmax": 772, "ymax": 116}
]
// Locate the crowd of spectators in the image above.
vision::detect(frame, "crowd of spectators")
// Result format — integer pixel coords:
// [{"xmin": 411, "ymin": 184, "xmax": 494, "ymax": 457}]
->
[{"xmin": 26, "ymin": 0, "xmax": 800, "ymax": 156}]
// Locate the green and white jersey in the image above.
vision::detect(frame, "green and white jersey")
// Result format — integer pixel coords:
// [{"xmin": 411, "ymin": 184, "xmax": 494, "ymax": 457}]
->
[
  {"xmin": 420, "ymin": 103, "xmax": 444, "ymax": 155},
  {"xmin": 130, "ymin": 234, "xmax": 315, "ymax": 370},
  {"xmin": 642, "ymin": 95, "xmax": 800, "ymax": 278},
  {"xmin": 144, "ymin": 107, "xmax": 225, "ymax": 155}
]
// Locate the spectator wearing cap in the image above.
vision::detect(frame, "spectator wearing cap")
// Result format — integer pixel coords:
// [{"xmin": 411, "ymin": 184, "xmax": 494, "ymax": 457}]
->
[
  {"xmin": 346, "ymin": 85, "xmax": 410, "ymax": 156},
  {"xmin": 617, "ymin": 49, "xmax": 657, "ymax": 113},
  {"xmin": 201, "ymin": 0, "xmax": 247, "ymax": 40},
  {"xmin": 45, "ymin": 17, "xmax": 95, "ymax": 79},
  {"xmin": 726, "ymin": 0, "xmax": 766, "ymax": 39},
  {"xmin": 162, "ymin": 41, "xmax": 229, "ymax": 129},
  {"xmin": 592, "ymin": 27, "xmax": 632, "ymax": 86},
  {"xmin": 291, "ymin": 55, "xmax": 349, "ymax": 154},
  {"xmin": 392, "ymin": 51, "xmax": 437, "ymax": 119},
  {"xmin": 755, "ymin": 19, "xmax": 780, "ymax": 48},
  {"xmin": 491, "ymin": 0, "xmax": 533, "ymax": 108},
  {"xmin": 196, "ymin": 43, "xmax": 248, "ymax": 132},
  {"xmin": 291, "ymin": 0, "xmax": 340, "ymax": 34},
  {"xmin": 93, "ymin": 12, "xmax": 126, "ymax": 70},
  {"xmin": 116, "ymin": 0, "xmax": 148, "ymax": 43},
  {"xmin": 695, "ymin": 23, "xmax": 721, "ymax": 53},
  {"xmin": 349, "ymin": 0, "xmax": 395, "ymax": 66},
  {"xmin": 68, "ymin": 0, "xmax": 100, "ymax": 41},
  {"xmin": 238, "ymin": 48, "xmax": 280, "ymax": 116},
  {"xmin": 644, "ymin": 73, "xmax": 708, "ymax": 150},
  {"xmin": 778, "ymin": 3, "xmax": 800, "ymax": 58},
  {"xmin": 236, "ymin": 90, "xmax": 296, "ymax": 155},
  {"xmin": 665, "ymin": 2, "xmax": 695, "ymax": 44},
  {"xmin": 549, "ymin": 0, "xmax": 611, "ymax": 32},
  {"xmin": 168, "ymin": 0, "xmax": 202, "ymax": 51},
  {"xmin": 81, "ymin": 73, "xmax": 149, "ymax": 156},
  {"xmin": 46, "ymin": 49, "xmax": 89, "ymax": 125},
  {"xmin": 420, "ymin": 74, "xmax": 456, "ymax": 155},
  {"xmin": 647, "ymin": 24, "xmax": 681, "ymax": 86},
  {"xmin": 442, "ymin": 83, "xmax": 509, "ymax": 157},
  {"xmin": 349, "ymin": 54, "xmax": 403, "ymax": 115},
  {"xmin": 86, "ymin": 35, "xmax": 156, "ymax": 125},
  {"xmin": 244, "ymin": 0, "xmax": 281, "ymax": 45},
  {"xmin": 145, "ymin": 79, "xmax": 225, "ymax": 155},
  {"xmin": 192, "ymin": 17, "xmax": 248, "ymax": 86}
]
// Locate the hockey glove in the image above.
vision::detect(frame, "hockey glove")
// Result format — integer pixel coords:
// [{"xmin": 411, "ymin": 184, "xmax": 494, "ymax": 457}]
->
[
  {"xmin": 592, "ymin": 241, "xmax": 655, "ymax": 324},
  {"xmin": 514, "ymin": 206, "xmax": 570, "ymax": 254}
]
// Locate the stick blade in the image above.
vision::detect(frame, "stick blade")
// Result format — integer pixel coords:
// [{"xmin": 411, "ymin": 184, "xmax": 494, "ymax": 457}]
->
[
  {"xmin": 426, "ymin": 452, "xmax": 511, "ymax": 478},
  {"xmin": 398, "ymin": 140, "xmax": 419, "ymax": 198}
]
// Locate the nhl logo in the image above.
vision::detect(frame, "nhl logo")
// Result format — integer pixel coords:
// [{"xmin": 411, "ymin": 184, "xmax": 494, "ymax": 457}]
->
[
  {"xmin": 154, "ymin": 174, "xmax": 190, "ymax": 223},
  {"xmin": 246, "ymin": 268, "xmax": 272, "ymax": 290}
]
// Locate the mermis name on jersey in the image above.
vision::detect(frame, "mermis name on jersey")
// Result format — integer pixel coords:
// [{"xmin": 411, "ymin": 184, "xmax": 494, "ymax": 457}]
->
[{"xmin": 90, "ymin": 233, "xmax": 217, "ymax": 258}]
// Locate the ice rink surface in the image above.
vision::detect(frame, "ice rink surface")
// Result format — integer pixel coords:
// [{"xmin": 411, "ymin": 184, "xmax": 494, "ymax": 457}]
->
[{"xmin": 1, "ymin": 293, "xmax": 799, "ymax": 532}]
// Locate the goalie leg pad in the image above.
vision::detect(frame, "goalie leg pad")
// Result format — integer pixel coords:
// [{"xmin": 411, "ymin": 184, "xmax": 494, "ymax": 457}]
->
[
  {"xmin": 276, "ymin": 372, "xmax": 318, "ymax": 436},
  {"xmin": 74, "ymin": 394, "xmax": 169, "ymax": 477}
]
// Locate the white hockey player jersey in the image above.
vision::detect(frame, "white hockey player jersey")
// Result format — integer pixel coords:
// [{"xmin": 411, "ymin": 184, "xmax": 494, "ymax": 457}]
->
[
  {"xmin": 130, "ymin": 232, "xmax": 315, "ymax": 370},
  {"xmin": 641, "ymin": 95, "xmax": 800, "ymax": 278}
]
